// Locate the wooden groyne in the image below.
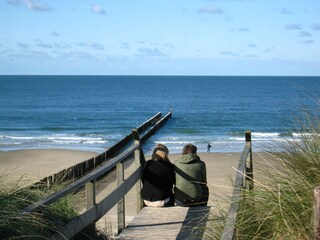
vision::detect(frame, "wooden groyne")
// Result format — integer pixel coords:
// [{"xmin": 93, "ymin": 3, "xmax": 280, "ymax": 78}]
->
[
  {"xmin": 37, "ymin": 111, "xmax": 172, "ymax": 187},
  {"xmin": 23, "ymin": 130, "xmax": 254, "ymax": 239},
  {"xmin": 23, "ymin": 129, "xmax": 146, "ymax": 239}
]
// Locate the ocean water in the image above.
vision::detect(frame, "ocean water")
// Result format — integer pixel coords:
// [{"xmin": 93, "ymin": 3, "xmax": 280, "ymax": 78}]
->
[{"xmin": 0, "ymin": 75, "xmax": 319, "ymax": 154}]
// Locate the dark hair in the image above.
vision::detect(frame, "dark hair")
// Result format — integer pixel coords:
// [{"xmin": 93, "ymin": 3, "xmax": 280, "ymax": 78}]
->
[
  {"xmin": 182, "ymin": 144, "xmax": 197, "ymax": 155},
  {"xmin": 152, "ymin": 144, "xmax": 170, "ymax": 161}
]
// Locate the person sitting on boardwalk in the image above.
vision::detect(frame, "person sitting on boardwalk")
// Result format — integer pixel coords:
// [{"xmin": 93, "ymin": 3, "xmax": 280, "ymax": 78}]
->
[
  {"xmin": 141, "ymin": 144, "xmax": 175, "ymax": 207},
  {"xmin": 174, "ymin": 144, "xmax": 209, "ymax": 207}
]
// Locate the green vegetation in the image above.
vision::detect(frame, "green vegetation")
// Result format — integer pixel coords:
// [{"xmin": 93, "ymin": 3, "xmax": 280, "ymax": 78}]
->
[
  {"xmin": 236, "ymin": 113, "xmax": 320, "ymax": 239},
  {"xmin": 0, "ymin": 175, "xmax": 83, "ymax": 239}
]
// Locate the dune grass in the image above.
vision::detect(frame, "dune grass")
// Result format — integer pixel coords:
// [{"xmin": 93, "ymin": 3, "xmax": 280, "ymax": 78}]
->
[
  {"xmin": 235, "ymin": 113, "xmax": 320, "ymax": 239},
  {"xmin": 0, "ymin": 174, "xmax": 83, "ymax": 239}
]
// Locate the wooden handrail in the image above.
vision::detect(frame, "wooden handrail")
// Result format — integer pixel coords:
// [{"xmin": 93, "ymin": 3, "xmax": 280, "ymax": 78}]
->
[
  {"xmin": 22, "ymin": 129, "xmax": 145, "ymax": 239},
  {"xmin": 221, "ymin": 130, "xmax": 253, "ymax": 240}
]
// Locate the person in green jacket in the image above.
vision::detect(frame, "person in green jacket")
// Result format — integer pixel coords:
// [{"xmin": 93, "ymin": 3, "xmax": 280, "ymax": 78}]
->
[{"xmin": 174, "ymin": 144, "xmax": 209, "ymax": 207}]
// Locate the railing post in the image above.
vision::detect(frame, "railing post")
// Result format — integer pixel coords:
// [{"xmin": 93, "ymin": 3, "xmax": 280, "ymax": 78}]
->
[
  {"xmin": 86, "ymin": 180, "xmax": 96, "ymax": 209},
  {"xmin": 132, "ymin": 128, "xmax": 145, "ymax": 213},
  {"xmin": 314, "ymin": 186, "xmax": 320, "ymax": 240},
  {"xmin": 85, "ymin": 180, "xmax": 96, "ymax": 232},
  {"xmin": 116, "ymin": 162, "xmax": 125, "ymax": 234},
  {"xmin": 245, "ymin": 130, "xmax": 254, "ymax": 190}
]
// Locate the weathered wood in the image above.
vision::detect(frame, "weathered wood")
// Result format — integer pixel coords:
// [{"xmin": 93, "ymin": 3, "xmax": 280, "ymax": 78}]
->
[
  {"xmin": 51, "ymin": 206, "xmax": 97, "ymax": 240},
  {"xmin": 222, "ymin": 131, "xmax": 253, "ymax": 240},
  {"xmin": 133, "ymin": 128, "xmax": 145, "ymax": 213},
  {"xmin": 36, "ymin": 112, "xmax": 169, "ymax": 186},
  {"xmin": 137, "ymin": 112, "xmax": 161, "ymax": 133},
  {"xmin": 50, "ymin": 164, "xmax": 143, "ymax": 239},
  {"xmin": 245, "ymin": 130, "xmax": 253, "ymax": 190},
  {"xmin": 116, "ymin": 162, "xmax": 125, "ymax": 234},
  {"xmin": 23, "ymin": 113, "xmax": 172, "ymax": 239},
  {"xmin": 314, "ymin": 186, "xmax": 320, "ymax": 240},
  {"xmin": 140, "ymin": 111, "xmax": 172, "ymax": 143},
  {"xmin": 96, "ymin": 166, "xmax": 143, "ymax": 220},
  {"xmin": 86, "ymin": 180, "xmax": 95, "ymax": 209},
  {"xmin": 118, "ymin": 206, "xmax": 212, "ymax": 239},
  {"xmin": 23, "ymin": 144, "xmax": 138, "ymax": 213}
]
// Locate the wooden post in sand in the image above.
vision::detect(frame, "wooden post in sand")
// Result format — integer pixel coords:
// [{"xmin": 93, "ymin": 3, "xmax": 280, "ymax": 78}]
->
[
  {"xmin": 245, "ymin": 130, "xmax": 254, "ymax": 190},
  {"xmin": 314, "ymin": 186, "xmax": 320, "ymax": 240}
]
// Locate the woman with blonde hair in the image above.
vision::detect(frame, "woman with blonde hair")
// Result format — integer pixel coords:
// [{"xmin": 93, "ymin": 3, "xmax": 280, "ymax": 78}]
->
[{"xmin": 141, "ymin": 144, "xmax": 175, "ymax": 207}]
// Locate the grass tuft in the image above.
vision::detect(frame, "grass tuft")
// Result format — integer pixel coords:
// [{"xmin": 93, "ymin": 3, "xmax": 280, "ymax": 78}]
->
[{"xmin": 235, "ymin": 111, "xmax": 320, "ymax": 239}]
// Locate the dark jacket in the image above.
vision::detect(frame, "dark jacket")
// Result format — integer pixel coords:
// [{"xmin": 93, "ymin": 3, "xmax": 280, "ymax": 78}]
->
[
  {"xmin": 174, "ymin": 154, "xmax": 208, "ymax": 205},
  {"xmin": 141, "ymin": 156, "xmax": 175, "ymax": 202}
]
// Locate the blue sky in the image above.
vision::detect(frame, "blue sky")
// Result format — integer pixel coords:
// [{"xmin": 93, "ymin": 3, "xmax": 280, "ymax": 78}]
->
[{"xmin": 0, "ymin": 0, "xmax": 320, "ymax": 76}]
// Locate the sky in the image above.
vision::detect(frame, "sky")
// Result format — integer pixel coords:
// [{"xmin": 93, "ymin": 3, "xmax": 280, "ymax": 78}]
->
[{"xmin": 0, "ymin": 0, "xmax": 320, "ymax": 76}]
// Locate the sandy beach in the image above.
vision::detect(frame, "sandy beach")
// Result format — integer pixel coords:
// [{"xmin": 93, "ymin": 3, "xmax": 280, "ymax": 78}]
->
[
  {"xmin": 0, "ymin": 149, "xmax": 98, "ymax": 183},
  {"xmin": 0, "ymin": 148, "xmax": 268, "ymax": 234},
  {"xmin": 0, "ymin": 149, "xmax": 247, "ymax": 192}
]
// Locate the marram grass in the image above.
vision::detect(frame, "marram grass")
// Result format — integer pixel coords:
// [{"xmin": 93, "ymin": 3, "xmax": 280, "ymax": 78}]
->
[
  {"xmin": 0, "ymin": 174, "xmax": 79, "ymax": 239},
  {"xmin": 235, "ymin": 113, "xmax": 320, "ymax": 240}
]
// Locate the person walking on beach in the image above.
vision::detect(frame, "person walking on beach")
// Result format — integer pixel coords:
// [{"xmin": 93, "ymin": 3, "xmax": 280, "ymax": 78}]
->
[
  {"xmin": 207, "ymin": 143, "xmax": 211, "ymax": 152},
  {"xmin": 174, "ymin": 144, "xmax": 209, "ymax": 207},
  {"xmin": 141, "ymin": 144, "xmax": 175, "ymax": 207}
]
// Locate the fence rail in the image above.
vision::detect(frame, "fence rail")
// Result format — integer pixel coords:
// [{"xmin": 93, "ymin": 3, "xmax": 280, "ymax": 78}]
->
[
  {"xmin": 221, "ymin": 130, "xmax": 253, "ymax": 240},
  {"xmin": 36, "ymin": 111, "xmax": 171, "ymax": 187},
  {"xmin": 23, "ymin": 129, "xmax": 146, "ymax": 239}
]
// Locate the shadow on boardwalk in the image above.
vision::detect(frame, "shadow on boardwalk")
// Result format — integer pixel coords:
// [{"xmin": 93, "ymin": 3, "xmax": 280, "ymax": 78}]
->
[{"xmin": 118, "ymin": 206, "xmax": 218, "ymax": 239}]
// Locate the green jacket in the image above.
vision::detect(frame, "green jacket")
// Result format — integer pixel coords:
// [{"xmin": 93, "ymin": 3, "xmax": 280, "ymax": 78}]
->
[{"xmin": 174, "ymin": 154, "xmax": 208, "ymax": 203}]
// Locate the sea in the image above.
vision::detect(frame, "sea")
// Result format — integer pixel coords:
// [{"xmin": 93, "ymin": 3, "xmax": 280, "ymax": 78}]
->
[{"xmin": 0, "ymin": 76, "xmax": 319, "ymax": 154}]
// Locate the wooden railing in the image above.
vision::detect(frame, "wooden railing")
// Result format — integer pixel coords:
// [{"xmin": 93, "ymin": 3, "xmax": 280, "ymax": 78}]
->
[
  {"xmin": 221, "ymin": 130, "xmax": 253, "ymax": 240},
  {"xmin": 23, "ymin": 129, "xmax": 146, "ymax": 239},
  {"xmin": 36, "ymin": 111, "xmax": 171, "ymax": 187}
]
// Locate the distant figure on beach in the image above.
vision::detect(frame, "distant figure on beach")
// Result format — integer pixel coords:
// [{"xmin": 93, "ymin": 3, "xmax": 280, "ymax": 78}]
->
[
  {"xmin": 141, "ymin": 144, "xmax": 175, "ymax": 207},
  {"xmin": 174, "ymin": 144, "xmax": 209, "ymax": 207},
  {"xmin": 207, "ymin": 143, "xmax": 211, "ymax": 152}
]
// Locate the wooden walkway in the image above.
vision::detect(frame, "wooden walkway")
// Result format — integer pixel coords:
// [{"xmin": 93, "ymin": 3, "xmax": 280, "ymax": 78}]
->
[{"xmin": 117, "ymin": 206, "xmax": 219, "ymax": 239}]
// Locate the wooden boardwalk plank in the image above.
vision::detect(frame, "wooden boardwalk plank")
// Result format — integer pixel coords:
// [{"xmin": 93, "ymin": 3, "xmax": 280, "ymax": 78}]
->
[{"xmin": 117, "ymin": 206, "xmax": 216, "ymax": 239}]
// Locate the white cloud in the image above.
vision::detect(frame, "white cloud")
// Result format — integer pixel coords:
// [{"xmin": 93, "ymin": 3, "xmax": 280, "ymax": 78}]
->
[
  {"xmin": 280, "ymin": 8, "xmax": 292, "ymax": 14},
  {"xmin": 220, "ymin": 51, "xmax": 239, "ymax": 57},
  {"xmin": 51, "ymin": 31, "xmax": 59, "ymax": 37},
  {"xmin": 238, "ymin": 26, "xmax": 250, "ymax": 32},
  {"xmin": 311, "ymin": 23, "xmax": 320, "ymax": 31},
  {"xmin": 78, "ymin": 42, "xmax": 105, "ymax": 50},
  {"xmin": 137, "ymin": 47, "xmax": 166, "ymax": 57},
  {"xmin": 54, "ymin": 43, "xmax": 70, "ymax": 49},
  {"xmin": 6, "ymin": 0, "xmax": 51, "ymax": 11},
  {"xmin": 35, "ymin": 41, "xmax": 53, "ymax": 48},
  {"xmin": 299, "ymin": 31, "xmax": 312, "ymax": 37},
  {"xmin": 284, "ymin": 24, "xmax": 302, "ymax": 30},
  {"xmin": 248, "ymin": 44, "xmax": 257, "ymax": 48},
  {"xmin": 198, "ymin": 6, "xmax": 224, "ymax": 14},
  {"xmin": 244, "ymin": 54, "xmax": 258, "ymax": 58},
  {"xmin": 16, "ymin": 42, "xmax": 30, "ymax": 49},
  {"xmin": 91, "ymin": 4, "xmax": 105, "ymax": 14},
  {"xmin": 120, "ymin": 42, "xmax": 130, "ymax": 50},
  {"xmin": 300, "ymin": 40, "xmax": 314, "ymax": 44}
]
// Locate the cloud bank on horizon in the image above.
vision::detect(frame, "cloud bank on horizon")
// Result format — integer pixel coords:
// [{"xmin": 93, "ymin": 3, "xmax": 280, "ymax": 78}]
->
[{"xmin": 0, "ymin": 0, "xmax": 319, "ymax": 76}]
